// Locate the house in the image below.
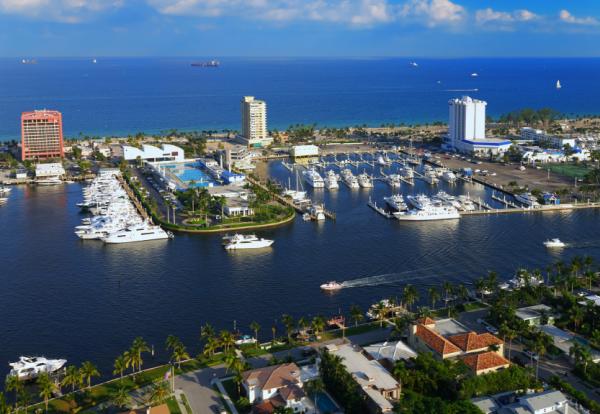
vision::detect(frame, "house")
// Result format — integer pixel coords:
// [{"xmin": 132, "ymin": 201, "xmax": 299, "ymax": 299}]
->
[
  {"xmin": 516, "ymin": 305, "xmax": 555, "ymax": 327},
  {"xmin": 408, "ymin": 317, "xmax": 509, "ymax": 375},
  {"xmin": 472, "ymin": 389, "xmax": 583, "ymax": 414},
  {"xmin": 364, "ymin": 341, "xmax": 417, "ymax": 363},
  {"xmin": 242, "ymin": 363, "xmax": 312, "ymax": 413},
  {"xmin": 327, "ymin": 343, "xmax": 401, "ymax": 413},
  {"xmin": 538, "ymin": 324, "xmax": 600, "ymax": 363}
]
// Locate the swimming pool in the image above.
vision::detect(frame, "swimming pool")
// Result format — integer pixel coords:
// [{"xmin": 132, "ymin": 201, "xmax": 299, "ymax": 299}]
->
[
  {"xmin": 163, "ymin": 163, "xmax": 216, "ymax": 188},
  {"xmin": 314, "ymin": 392, "xmax": 340, "ymax": 413}
]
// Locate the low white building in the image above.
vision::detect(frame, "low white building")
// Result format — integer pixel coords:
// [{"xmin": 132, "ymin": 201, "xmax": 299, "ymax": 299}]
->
[
  {"xmin": 35, "ymin": 163, "xmax": 65, "ymax": 178},
  {"xmin": 521, "ymin": 127, "xmax": 577, "ymax": 149},
  {"xmin": 472, "ymin": 390, "xmax": 583, "ymax": 414},
  {"xmin": 364, "ymin": 340, "xmax": 417, "ymax": 363},
  {"xmin": 122, "ymin": 144, "xmax": 184, "ymax": 162},
  {"xmin": 290, "ymin": 145, "xmax": 319, "ymax": 158}
]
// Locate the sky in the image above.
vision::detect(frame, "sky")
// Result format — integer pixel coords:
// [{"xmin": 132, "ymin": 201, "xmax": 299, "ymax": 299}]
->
[{"xmin": 1, "ymin": 0, "xmax": 600, "ymax": 57}]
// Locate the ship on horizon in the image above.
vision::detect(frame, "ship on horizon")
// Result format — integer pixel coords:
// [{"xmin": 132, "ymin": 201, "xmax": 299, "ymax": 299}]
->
[{"xmin": 191, "ymin": 60, "xmax": 220, "ymax": 67}]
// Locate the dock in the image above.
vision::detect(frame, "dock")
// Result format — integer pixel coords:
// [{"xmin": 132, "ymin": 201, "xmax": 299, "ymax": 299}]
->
[
  {"xmin": 117, "ymin": 175, "xmax": 150, "ymax": 221},
  {"xmin": 368, "ymin": 198, "xmax": 394, "ymax": 219},
  {"xmin": 460, "ymin": 202, "xmax": 600, "ymax": 216},
  {"xmin": 491, "ymin": 192, "xmax": 520, "ymax": 208}
]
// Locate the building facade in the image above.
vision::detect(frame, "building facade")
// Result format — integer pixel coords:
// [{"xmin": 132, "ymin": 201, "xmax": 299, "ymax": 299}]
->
[
  {"xmin": 520, "ymin": 127, "xmax": 576, "ymax": 149},
  {"xmin": 21, "ymin": 110, "xmax": 64, "ymax": 161},
  {"xmin": 240, "ymin": 96, "xmax": 272, "ymax": 148}
]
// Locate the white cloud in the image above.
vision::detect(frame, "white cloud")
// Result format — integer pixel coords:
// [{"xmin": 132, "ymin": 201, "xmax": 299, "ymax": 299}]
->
[
  {"xmin": 475, "ymin": 7, "xmax": 538, "ymax": 25},
  {"xmin": 399, "ymin": 0, "xmax": 465, "ymax": 27},
  {"xmin": 0, "ymin": 0, "xmax": 123, "ymax": 22},
  {"xmin": 559, "ymin": 9, "xmax": 599, "ymax": 26}
]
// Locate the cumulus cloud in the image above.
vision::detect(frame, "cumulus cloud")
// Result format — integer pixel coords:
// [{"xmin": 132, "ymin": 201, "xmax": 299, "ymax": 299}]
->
[
  {"xmin": 0, "ymin": 0, "xmax": 123, "ymax": 22},
  {"xmin": 399, "ymin": 0, "xmax": 465, "ymax": 27},
  {"xmin": 559, "ymin": 9, "xmax": 599, "ymax": 26},
  {"xmin": 475, "ymin": 7, "xmax": 538, "ymax": 25}
]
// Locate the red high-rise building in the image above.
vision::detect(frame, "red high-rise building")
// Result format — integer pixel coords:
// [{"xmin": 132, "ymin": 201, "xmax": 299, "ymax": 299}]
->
[{"xmin": 21, "ymin": 110, "xmax": 64, "ymax": 161}]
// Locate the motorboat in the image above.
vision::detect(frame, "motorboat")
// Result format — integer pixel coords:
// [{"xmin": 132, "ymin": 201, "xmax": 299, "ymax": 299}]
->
[
  {"xmin": 0, "ymin": 186, "xmax": 12, "ymax": 194},
  {"xmin": 515, "ymin": 192, "xmax": 540, "ymax": 208},
  {"xmin": 320, "ymin": 281, "xmax": 342, "ymax": 291},
  {"xmin": 324, "ymin": 170, "xmax": 339, "ymax": 190},
  {"xmin": 8, "ymin": 356, "xmax": 67, "ymax": 380},
  {"xmin": 308, "ymin": 204, "xmax": 326, "ymax": 221},
  {"xmin": 36, "ymin": 178, "xmax": 62, "ymax": 186},
  {"xmin": 224, "ymin": 234, "xmax": 274, "ymax": 250},
  {"xmin": 385, "ymin": 174, "xmax": 402, "ymax": 187},
  {"xmin": 442, "ymin": 171, "xmax": 457, "ymax": 183},
  {"xmin": 101, "ymin": 223, "xmax": 172, "ymax": 244},
  {"xmin": 383, "ymin": 194, "xmax": 408, "ymax": 211},
  {"xmin": 302, "ymin": 168, "xmax": 325, "ymax": 188},
  {"xmin": 394, "ymin": 204, "xmax": 460, "ymax": 221},
  {"xmin": 377, "ymin": 155, "xmax": 390, "ymax": 166},
  {"xmin": 423, "ymin": 170, "xmax": 439, "ymax": 185},
  {"xmin": 357, "ymin": 173, "xmax": 373, "ymax": 188},
  {"xmin": 341, "ymin": 169, "xmax": 359, "ymax": 189},
  {"xmin": 544, "ymin": 238, "xmax": 566, "ymax": 248},
  {"xmin": 234, "ymin": 335, "xmax": 257, "ymax": 345},
  {"xmin": 556, "ymin": 80, "xmax": 562, "ymax": 89},
  {"xmin": 406, "ymin": 194, "xmax": 431, "ymax": 210},
  {"xmin": 471, "ymin": 72, "xmax": 479, "ymax": 77}
]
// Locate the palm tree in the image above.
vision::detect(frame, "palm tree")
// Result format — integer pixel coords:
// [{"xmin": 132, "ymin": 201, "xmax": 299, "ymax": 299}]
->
[
  {"xmin": 375, "ymin": 302, "xmax": 387, "ymax": 328},
  {"xmin": 304, "ymin": 378, "xmax": 325, "ymax": 414},
  {"xmin": 250, "ymin": 321, "xmax": 261, "ymax": 348},
  {"xmin": 569, "ymin": 306, "xmax": 585, "ymax": 330},
  {"xmin": 171, "ymin": 343, "xmax": 190, "ymax": 369},
  {"xmin": 131, "ymin": 337, "xmax": 150, "ymax": 372},
  {"xmin": 37, "ymin": 373, "xmax": 57, "ymax": 412},
  {"xmin": 79, "ymin": 361, "xmax": 100, "ymax": 389},
  {"xmin": 570, "ymin": 342, "xmax": 592, "ymax": 374},
  {"xmin": 457, "ymin": 284, "xmax": 469, "ymax": 304},
  {"xmin": 499, "ymin": 324, "xmax": 517, "ymax": 360},
  {"xmin": 350, "ymin": 305, "xmax": 364, "ymax": 327},
  {"xmin": 311, "ymin": 316, "xmax": 325, "ymax": 337},
  {"xmin": 475, "ymin": 278, "xmax": 486, "ymax": 300},
  {"xmin": 165, "ymin": 335, "xmax": 181, "ymax": 352},
  {"xmin": 403, "ymin": 284, "xmax": 419, "ymax": 311},
  {"xmin": 5, "ymin": 374, "xmax": 23, "ymax": 406},
  {"xmin": 113, "ymin": 355, "xmax": 127, "ymax": 381},
  {"xmin": 220, "ymin": 330, "xmax": 235, "ymax": 353},
  {"xmin": 0, "ymin": 392, "xmax": 10, "ymax": 414},
  {"xmin": 271, "ymin": 324, "xmax": 277, "ymax": 345},
  {"xmin": 297, "ymin": 317, "xmax": 309, "ymax": 336},
  {"xmin": 428, "ymin": 287, "xmax": 441, "ymax": 310},
  {"xmin": 203, "ymin": 336, "xmax": 219, "ymax": 358},
  {"xmin": 149, "ymin": 381, "xmax": 170, "ymax": 405},
  {"xmin": 532, "ymin": 333, "xmax": 552, "ymax": 379},
  {"xmin": 442, "ymin": 281, "xmax": 453, "ymax": 306},
  {"xmin": 110, "ymin": 385, "xmax": 131, "ymax": 409},
  {"xmin": 200, "ymin": 323, "xmax": 215, "ymax": 342},
  {"xmin": 281, "ymin": 314, "xmax": 295, "ymax": 344},
  {"xmin": 62, "ymin": 366, "xmax": 81, "ymax": 393},
  {"xmin": 486, "ymin": 271, "xmax": 498, "ymax": 293}
]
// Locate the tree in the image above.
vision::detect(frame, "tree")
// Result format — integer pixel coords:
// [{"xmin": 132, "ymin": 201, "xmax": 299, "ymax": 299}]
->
[
  {"xmin": 0, "ymin": 392, "xmax": 10, "ymax": 414},
  {"xmin": 220, "ymin": 330, "xmax": 235, "ymax": 354},
  {"xmin": 428, "ymin": 287, "xmax": 441, "ymax": 310},
  {"xmin": 403, "ymin": 284, "xmax": 419, "ymax": 311},
  {"xmin": 79, "ymin": 361, "xmax": 100, "ymax": 389},
  {"xmin": 165, "ymin": 335, "xmax": 181, "ymax": 352},
  {"xmin": 203, "ymin": 336, "xmax": 220, "ymax": 358},
  {"xmin": 149, "ymin": 381, "xmax": 170, "ymax": 405},
  {"xmin": 281, "ymin": 314, "xmax": 295, "ymax": 344},
  {"xmin": 62, "ymin": 366, "xmax": 81, "ymax": 393},
  {"xmin": 5, "ymin": 375, "xmax": 23, "ymax": 406},
  {"xmin": 312, "ymin": 316, "xmax": 326, "ymax": 337},
  {"xmin": 375, "ymin": 302, "xmax": 388, "ymax": 328},
  {"xmin": 130, "ymin": 337, "xmax": 150, "ymax": 372},
  {"xmin": 37, "ymin": 373, "xmax": 57, "ymax": 412},
  {"xmin": 113, "ymin": 355, "xmax": 127, "ymax": 381},
  {"xmin": 250, "ymin": 321, "xmax": 261, "ymax": 348},
  {"xmin": 350, "ymin": 305, "xmax": 364, "ymax": 327},
  {"xmin": 110, "ymin": 385, "xmax": 131, "ymax": 409},
  {"xmin": 171, "ymin": 343, "xmax": 190, "ymax": 369},
  {"xmin": 570, "ymin": 342, "xmax": 592, "ymax": 374}
]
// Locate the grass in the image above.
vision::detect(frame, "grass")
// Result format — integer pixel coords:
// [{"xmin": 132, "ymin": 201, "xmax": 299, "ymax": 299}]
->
[
  {"xmin": 547, "ymin": 163, "xmax": 593, "ymax": 179},
  {"xmin": 220, "ymin": 379, "xmax": 249, "ymax": 414},
  {"xmin": 179, "ymin": 393, "xmax": 193, "ymax": 414},
  {"xmin": 166, "ymin": 397, "xmax": 182, "ymax": 414}
]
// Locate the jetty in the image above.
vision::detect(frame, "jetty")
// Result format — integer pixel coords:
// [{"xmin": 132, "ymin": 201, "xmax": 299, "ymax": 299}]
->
[{"xmin": 367, "ymin": 198, "xmax": 394, "ymax": 219}]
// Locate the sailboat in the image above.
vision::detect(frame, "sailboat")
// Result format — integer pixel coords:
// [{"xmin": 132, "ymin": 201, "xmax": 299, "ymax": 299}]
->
[{"xmin": 556, "ymin": 80, "xmax": 562, "ymax": 89}]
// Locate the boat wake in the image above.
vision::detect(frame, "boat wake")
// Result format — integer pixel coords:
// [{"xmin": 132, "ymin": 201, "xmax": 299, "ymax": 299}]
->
[
  {"xmin": 338, "ymin": 265, "xmax": 450, "ymax": 289},
  {"xmin": 444, "ymin": 89, "xmax": 479, "ymax": 92}
]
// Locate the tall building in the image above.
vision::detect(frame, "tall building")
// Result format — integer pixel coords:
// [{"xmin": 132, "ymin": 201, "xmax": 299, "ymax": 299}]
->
[
  {"xmin": 445, "ymin": 96, "xmax": 511, "ymax": 156},
  {"xmin": 21, "ymin": 110, "xmax": 64, "ymax": 161},
  {"xmin": 239, "ymin": 96, "xmax": 272, "ymax": 148}
]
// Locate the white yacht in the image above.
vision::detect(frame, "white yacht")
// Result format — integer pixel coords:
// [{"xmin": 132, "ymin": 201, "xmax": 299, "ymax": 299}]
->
[
  {"xmin": 283, "ymin": 189, "xmax": 307, "ymax": 202},
  {"xmin": 320, "ymin": 281, "xmax": 342, "ymax": 291},
  {"xmin": 0, "ymin": 186, "xmax": 12, "ymax": 194},
  {"xmin": 434, "ymin": 191, "xmax": 462, "ymax": 210},
  {"xmin": 341, "ymin": 169, "xmax": 359, "ymax": 189},
  {"xmin": 223, "ymin": 234, "xmax": 274, "ymax": 250},
  {"xmin": 357, "ymin": 173, "xmax": 373, "ymax": 188},
  {"xmin": 309, "ymin": 204, "xmax": 326, "ymax": 221},
  {"xmin": 544, "ymin": 238, "xmax": 566, "ymax": 248},
  {"xmin": 458, "ymin": 195, "xmax": 476, "ymax": 211},
  {"xmin": 385, "ymin": 174, "xmax": 402, "ymax": 188},
  {"xmin": 377, "ymin": 155, "xmax": 390, "ymax": 166},
  {"xmin": 303, "ymin": 168, "xmax": 325, "ymax": 188},
  {"xmin": 442, "ymin": 171, "xmax": 457, "ymax": 183},
  {"xmin": 394, "ymin": 204, "xmax": 460, "ymax": 221},
  {"xmin": 101, "ymin": 223, "xmax": 171, "ymax": 244},
  {"xmin": 0, "ymin": 197, "xmax": 7, "ymax": 205},
  {"xmin": 423, "ymin": 170, "xmax": 439, "ymax": 185},
  {"xmin": 471, "ymin": 72, "xmax": 479, "ymax": 77},
  {"xmin": 36, "ymin": 178, "xmax": 62, "ymax": 186},
  {"xmin": 8, "ymin": 356, "xmax": 67, "ymax": 381},
  {"xmin": 406, "ymin": 194, "xmax": 431, "ymax": 210},
  {"xmin": 324, "ymin": 170, "xmax": 339, "ymax": 190},
  {"xmin": 556, "ymin": 80, "xmax": 562, "ymax": 89},
  {"xmin": 398, "ymin": 165, "xmax": 414, "ymax": 179},
  {"xmin": 384, "ymin": 194, "xmax": 408, "ymax": 211},
  {"xmin": 515, "ymin": 192, "xmax": 540, "ymax": 208}
]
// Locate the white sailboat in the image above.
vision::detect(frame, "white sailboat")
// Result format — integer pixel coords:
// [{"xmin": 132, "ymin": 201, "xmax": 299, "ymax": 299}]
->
[{"xmin": 556, "ymin": 80, "xmax": 562, "ymax": 89}]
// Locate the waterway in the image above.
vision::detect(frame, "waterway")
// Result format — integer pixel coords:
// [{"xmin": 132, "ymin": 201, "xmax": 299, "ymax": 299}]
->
[{"xmin": 1, "ymin": 162, "xmax": 600, "ymax": 380}]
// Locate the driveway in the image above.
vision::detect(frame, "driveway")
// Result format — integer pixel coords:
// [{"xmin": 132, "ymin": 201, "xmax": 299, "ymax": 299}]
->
[{"xmin": 175, "ymin": 364, "xmax": 227, "ymax": 414}]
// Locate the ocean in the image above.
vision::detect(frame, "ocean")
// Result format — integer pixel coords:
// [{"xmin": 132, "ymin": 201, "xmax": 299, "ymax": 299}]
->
[{"xmin": 1, "ymin": 57, "xmax": 599, "ymax": 140}]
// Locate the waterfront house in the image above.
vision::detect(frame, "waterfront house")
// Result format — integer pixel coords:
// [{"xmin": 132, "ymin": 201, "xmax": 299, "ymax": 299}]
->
[
  {"xmin": 516, "ymin": 304, "xmax": 555, "ymax": 327},
  {"xmin": 327, "ymin": 343, "xmax": 401, "ymax": 413},
  {"xmin": 408, "ymin": 317, "xmax": 509, "ymax": 375},
  {"xmin": 472, "ymin": 389, "xmax": 583, "ymax": 414},
  {"xmin": 363, "ymin": 340, "xmax": 417, "ymax": 370}
]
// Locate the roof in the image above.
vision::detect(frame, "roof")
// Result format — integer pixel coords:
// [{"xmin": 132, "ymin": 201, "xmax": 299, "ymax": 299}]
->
[
  {"xmin": 364, "ymin": 387, "xmax": 394, "ymax": 412},
  {"xmin": 364, "ymin": 341, "xmax": 417, "ymax": 361},
  {"xmin": 433, "ymin": 318, "xmax": 470, "ymax": 336},
  {"xmin": 471, "ymin": 396, "xmax": 500, "ymax": 414},
  {"xmin": 461, "ymin": 351, "xmax": 510, "ymax": 373},
  {"xmin": 520, "ymin": 390, "xmax": 567, "ymax": 411},
  {"xmin": 448, "ymin": 332, "xmax": 503, "ymax": 352},
  {"xmin": 252, "ymin": 396, "xmax": 285, "ymax": 414},
  {"xmin": 415, "ymin": 324, "xmax": 461, "ymax": 356},
  {"xmin": 516, "ymin": 304, "xmax": 553, "ymax": 321},
  {"xmin": 332, "ymin": 344, "xmax": 400, "ymax": 391},
  {"xmin": 242, "ymin": 363, "xmax": 301, "ymax": 391},
  {"xmin": 149, "ymin": 405, "xmax": 169, "ymax": 414},
  {"xmin": 279, "ymin": 385, "xmax": 305, "ymax": 401},
  {"xmin": 415, "ymin": 317, "xmax": 436, "ymax": 326}
]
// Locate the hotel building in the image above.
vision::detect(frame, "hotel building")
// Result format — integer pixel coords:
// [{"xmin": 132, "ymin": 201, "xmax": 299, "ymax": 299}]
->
[
  {"xmin": 444, "ymin": 96, "xmax": 511, "ymax": 156},
  {"xmin": 21, "ymin": 110, "xmax": 64, "ymax": 161},
  {"xmin": 239, "ymin": 96, "xmax": 272, "ymax": 148}
]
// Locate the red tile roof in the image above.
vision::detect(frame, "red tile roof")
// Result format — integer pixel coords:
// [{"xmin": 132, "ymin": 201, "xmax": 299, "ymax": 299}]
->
[
  {"xmin": 461, "ymin": 351, "xmax": 510, "ymax": 373},
  {"xmin": 243, "ymin": 363, "xmax": 301, "ymax": 391},
  {"xmin": 415, "ymin": 324, "xmax": 461, "ymax": 356},
  {"xmin": 279, "ymin": 385, "xmax": 305, "ymax": 401},
  {"xmin": 415, "ymin": 317, "xmax": 436, "ymax": 326},
  {"xmin": 448, "ymin": 332, "xmax": 503, "ymax": 352}
]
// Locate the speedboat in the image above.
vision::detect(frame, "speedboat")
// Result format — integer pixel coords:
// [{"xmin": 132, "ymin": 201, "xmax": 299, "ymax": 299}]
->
[
  {"xmin": 544, "ymin": 238, "xmax": 566, "ymax": 248},
  {"xmin": 320, "ymin": 281, "xmax": 342, "ymax": 291},
  {"xmin": 224, "ymin": 234, "xmax": 274, "ymax": 250},
  {"xmin": 8, "ymin": 356, "xmax": 67, "ymax": 380}
]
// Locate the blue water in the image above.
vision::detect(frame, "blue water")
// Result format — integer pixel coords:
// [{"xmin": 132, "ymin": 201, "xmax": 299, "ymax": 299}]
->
[
  {"xmin": 315, "ymin": 391, "xmax": 339, "ymax": 413},
  {"xmin": 1, "ymin": 57, "xmax": 600, "ymax": 140},
  {"xmin": 164, "ymin": 162, "xmax": 216, "ymax": 187}
]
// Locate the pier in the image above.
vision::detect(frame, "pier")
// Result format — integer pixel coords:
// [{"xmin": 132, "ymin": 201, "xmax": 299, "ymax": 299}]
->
[
  {"xmin": 460, "ymin": 202, "xmax": 600, "ymax": 216},
  {"xmin": 367, "ymin": 198, "xmax": 394, "ymax": 219},
  {"xmin": 117, "ymin": 175, "xmax": 150, "ymax": 221},
  {"xmin": 491, "ymin": 192, "xmax": 520, "ymax": 208}
]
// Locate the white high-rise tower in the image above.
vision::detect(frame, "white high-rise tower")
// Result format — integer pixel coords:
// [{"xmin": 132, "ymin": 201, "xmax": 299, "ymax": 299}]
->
[
  {"xmin": 240, "ymin": 96, "xmax": 270, "ymax": 147},
  {"xmin": 448, "ymin": 96, "xmax": 487, "ymax": 147}
]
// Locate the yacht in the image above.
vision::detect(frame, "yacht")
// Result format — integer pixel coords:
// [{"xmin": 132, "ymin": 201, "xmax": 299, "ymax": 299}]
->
[
  {"xmin": 423, "ymin": 170, "xmax": 439, "ymax": 185},
  {"xmin": 471, "ymin": 72, "xmax": 479, "ymax": 77},
  {"xmin": 385, "ymin": 174, "xmax": 402, "ymax": 187},
  {"xmin": 556, "ymin": 80, "xmax": 562, "ymax": 89},
  {"xmin": 406, "ymin": 194, "xmax": 431, "ymax": 210},
  {"xmin": 398, "ymin": 165, "xmax": 414, "ymax": 179},
  {"xmin": 341, "ymin": 169, "xmax": 359, "ymax": 189},
  {"xmin": 357, "ymin": 173, "xmax": 373, "ymax": 188},
  {"xmin": 0, "ymin": 197, "xmax": 7, "ymax": 205},
  {"xmin": 544, "ymin": 238, "xmax": 566, "ymax": 248},
  {"xmin": 442, "ymin": 171, "xmax": 457, "ymax": 183},
  {"xmin": 101, "ymin": 223, "xmax": 172, "ymax": 244},
  {"xmin": 308, "ymin": 204, "xmax": 326, "ymax": 221},
  {"xmin": 320, "ymin": 281, "xmax": 342, "ymax": 291},
  {"xmin": 409, "ymin": 61, "xmax": 418, "ymax": 67},
  {"xmin": 283, "ymin": 189, "xmax": 308, "ymax": 202},
  {"xmin": 234, "ymin": 335, "xmax": 257, "ymax": 345},
  {"xmin": 36, "ymin": 178, "xmax": 62, "ymax": 186},
  {"xmin": 384, "ymin": 195, "xmax": 408, "ymax": 211},
  {"xmin": 223, "ymin": 234, "xmax": 274, "ymax": 250},
  {"xmin": 458, "ymin": 195, "xmax": 476, "ymax": 211},
  {"xmin": 324, "ymin": 170, "xmax": 339, "ymax": 190},
  {"xmin": 515, "ymin": 192, "xmax": 540, "ymax": 208},
  {"xmin": 394, "ymin": 204, "xmax": 460, "ymax": 221},
  {"xmin": 303, "ymin": 168, "xmax": 325, "ymax": 188},
  {"xmin": 434, "ymin": 191, "xmax": 462, "ymax": 210},
  {"xmin": 8, "ymin": 356, "xmax": 67, "ymax": 381},
  {"xmin": 377, "ymin": 155, "xmax": 390, "ymax": 166},
  {"xmin": 0, "ymin": 186, "xmax": 12, "ymax": 194}
]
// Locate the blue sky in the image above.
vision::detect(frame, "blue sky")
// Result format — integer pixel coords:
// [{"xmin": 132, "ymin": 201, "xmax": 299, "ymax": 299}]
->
[{"xmin": 1, "ymin": 0, "xmax": 599, "ymax": 57}]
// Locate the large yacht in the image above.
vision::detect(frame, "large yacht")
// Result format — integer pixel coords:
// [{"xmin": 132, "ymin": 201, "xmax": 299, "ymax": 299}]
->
[
  {"xmin": 394, "ymin": 204, "xmax": 460, "ymax": 221},
  {"xmin": 302, "ymin": 168, "xmax": 325, "ymax": 188},
  {"xmin": 357, "ymin": 173, "xmax": 373, "ymax": 188},
  {"xmin": 341, "ymin": 169, "xmax": 359, "ymax": 189},
  {"xmin": 423, "ymin": 170, "xmax": 439, "ymax": 185},
  {"xmin": 101, "ymin": 223, "xmax": 172, "ymax": 244},
  {"xmin": 385, "ymin": 174, "xmax": 402, "ymax": 187},
  {"xmin": 442, "ymin": 170, "xmax": 457, "ymax": 183},
  {"xmin": 398, "ymin": 165, "xmax": 414, "ymax": 179},
  {"xmin": 383, "ymin": 194, "xmax": 408, "ymax": 211},
  {"xmin": 515, "ymin": 192, "xmax": 540, "ymax": 208},
  {"xmin": 223, "ymin": 234, "xmax": 274, "ymax": 250},
  {"xmin": 406, "ymin": 194, "xmax": 431, "ymax": 210},
  {"xmin": 324, "ymin": 170, "xmax": 339, "ymax": 190},
  {"xmin": 8, "ymin": 356, "xmax": 67, "ymax": 380}
]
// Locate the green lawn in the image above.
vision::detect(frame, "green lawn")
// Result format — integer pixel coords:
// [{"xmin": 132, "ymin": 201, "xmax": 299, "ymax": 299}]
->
[
  {"xmin": 547, "ymin": 163, "xmax": 593, "ymax": 179},
  {"xmin": 166, "ymin": 397, "xmax": 182, "ymax": 414}
]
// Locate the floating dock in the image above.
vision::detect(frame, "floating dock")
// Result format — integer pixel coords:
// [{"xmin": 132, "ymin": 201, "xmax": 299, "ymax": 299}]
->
[{"xmin": 367, "ymin": 199, "xmax": 394, "ymax": 219}]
